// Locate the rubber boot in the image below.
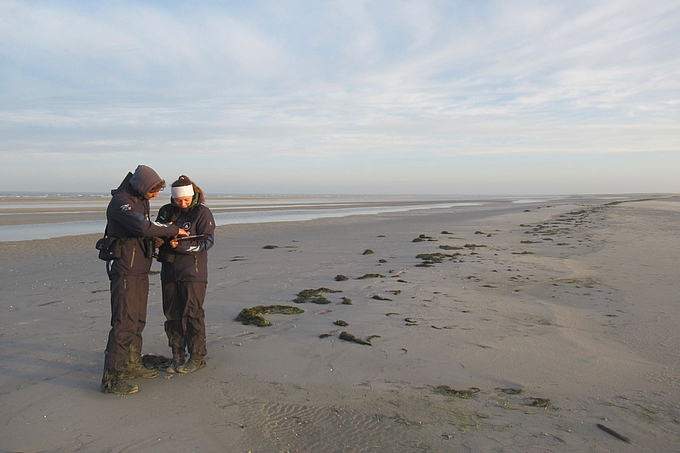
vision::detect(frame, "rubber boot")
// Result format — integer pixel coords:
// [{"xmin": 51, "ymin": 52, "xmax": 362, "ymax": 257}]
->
[
  {"xmin": 123, "ymin": 345, "xmax": 159, "ymax": 379},
  {"xmin": 165, "ymin": 348, "xmax": 186, "ymax": 374},
  {"xmin": 176, "ymin": 355, "xmax": 206, "ymax": 374},
  {"xmin": 101, "ymin": 370, "xmax": 138, "ymax": 395}
]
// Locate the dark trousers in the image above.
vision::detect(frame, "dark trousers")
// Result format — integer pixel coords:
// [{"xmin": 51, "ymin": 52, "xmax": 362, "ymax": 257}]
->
[
  {"xmin": 104, "ymin": 274, "xmax": 149, "ymax": 374},
  {"xmin": 162, "ymin": 280, "xmax": 207, "ymax": 358}
]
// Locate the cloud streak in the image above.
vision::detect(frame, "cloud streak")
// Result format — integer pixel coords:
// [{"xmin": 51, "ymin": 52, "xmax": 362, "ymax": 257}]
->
[{"xmin": 1, "ymin": 0, "xmax": 679, "ymax": 194}]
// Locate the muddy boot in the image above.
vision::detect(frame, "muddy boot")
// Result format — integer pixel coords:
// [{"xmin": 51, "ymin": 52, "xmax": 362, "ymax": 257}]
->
[
  {"xmin": 101, "ymin": 370, "xmax": 139, "ymax": 395},
  {"xmin": 176, "ymin": 355, "xmax": 206, "ymax": 374},
  {"xmin": 123, "ymin": 345, "xmax": 159, "ymax": 379},
  {"xmin": 165, "ymin": 349, "xmax": 186, "ymax": 374}
]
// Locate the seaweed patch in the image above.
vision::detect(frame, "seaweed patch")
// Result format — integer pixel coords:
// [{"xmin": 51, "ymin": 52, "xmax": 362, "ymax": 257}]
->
[
  {"xmin": 235, "ymin": 305, "xmax": 305, "ymax": 327},
  {"xmin": 339, "ymin": 331, "xmax": 373, "ymax": 345},
  {"xmin": 434, "ymin": 385, "xmax": 481, "ymax": 399},
  {"xmin": 142, "ymin": 354, "xmax": 173, "ymax": 370},
  {"xmin": 294, "ymin": 288, "xmax": 342, "ymax": 304},
  {"xmin": 415, "ymin": 252, "xmax": 457, "ymax": 267},
  {"xmin": 496, "ymin": 387, "xmax": 524, "ymax": 395},
  {"xmin": 525, "ymin": 397, "xmax": 551, "ymax": 408},
  {"xmin": 357, "ymin": 273, "xmax": 385, "ymax": 279},
  {"xmin": 439, "ymin": 245, "xmax": 463, "ymax": 250}
]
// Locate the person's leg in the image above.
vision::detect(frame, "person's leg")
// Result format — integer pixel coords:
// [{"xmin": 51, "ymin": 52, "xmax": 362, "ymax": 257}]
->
[
  {"xmin": 132, "ymin": 274, "xmax": 149, "ymax": 352},
  {"xmin": 123, "ymin": 274, "xmax": 158, "ymax": 379},
  {"xmin": 162, "ymin": 279, "xmax": 187, "ymax": 372},
  {"xmin": 102, "ymin": 275, "xmax": 139, "ymax": 394},
  {"xmin": 176, "ymin": 281, "xmax": 207, "ymax": 374}
]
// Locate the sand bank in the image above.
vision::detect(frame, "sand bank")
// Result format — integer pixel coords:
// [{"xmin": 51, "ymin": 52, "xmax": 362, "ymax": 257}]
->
[{"xmin": 1, "ymin": 196, "xmax": 679, "ymax": 452}]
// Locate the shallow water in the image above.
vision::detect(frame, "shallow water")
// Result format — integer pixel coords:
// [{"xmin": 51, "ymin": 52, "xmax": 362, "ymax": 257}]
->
[
  {"xmin": 0, "ymin": 201, "xmax": 481, "ymax": 241},
  {"xmin": 0, "ymin": 193, "xmax": 595, "ymax": 241}
]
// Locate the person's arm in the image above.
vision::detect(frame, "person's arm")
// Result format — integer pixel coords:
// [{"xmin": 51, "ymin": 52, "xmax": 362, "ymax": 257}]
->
[
  {"xmin": 110, "ymin": 197, "xmax": 183, "ymax": 238},
  {"xmin": 154, "ymin": 205, "xmax": 173, "ymax": 246},
  {"xmin": 170, "ymin": 207, "xmax": 215, "ymax": 253}
]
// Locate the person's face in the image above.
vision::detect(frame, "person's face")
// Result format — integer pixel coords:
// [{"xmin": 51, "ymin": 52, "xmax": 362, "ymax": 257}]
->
[
  {"xmin": 144, "ymin": 190, "xmax": 160, "ymax": 200},
  {"xmin": 174, "ymin": 196, "xmax": 193, "ymax": 209}
]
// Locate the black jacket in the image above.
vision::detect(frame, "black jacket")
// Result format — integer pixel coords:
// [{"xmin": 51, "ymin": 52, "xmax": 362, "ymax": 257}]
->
[
  {"xmin": 106, "ymin": 168, "xmax": 180, "ymax": 277},
  {"xmin": 156, "ymin": 202, "xmax": 215, "ymax": 282}
]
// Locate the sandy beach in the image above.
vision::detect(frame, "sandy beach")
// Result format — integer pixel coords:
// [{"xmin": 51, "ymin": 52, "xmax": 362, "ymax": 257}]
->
[{"xmin": 1, "ymin": 196, "xmax": 679, "ymax": 452}]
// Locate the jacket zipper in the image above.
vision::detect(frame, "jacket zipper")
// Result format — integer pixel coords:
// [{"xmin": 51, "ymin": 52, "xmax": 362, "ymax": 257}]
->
[{"xmin": 130, "ymin": 246, "xmax": 136, "ymax": 268}]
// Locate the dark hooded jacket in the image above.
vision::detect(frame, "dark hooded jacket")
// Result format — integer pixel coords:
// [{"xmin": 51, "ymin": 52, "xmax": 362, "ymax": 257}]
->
[
  {"xmin": 106, "ymin": 165, "xmax": 181, "ymax": 277},
  {"xmin": 156, "ymin": 183, "xmax": 215, "ymax": 282}
]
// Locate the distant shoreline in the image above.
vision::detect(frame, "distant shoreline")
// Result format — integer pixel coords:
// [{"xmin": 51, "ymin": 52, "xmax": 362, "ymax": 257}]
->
[
  {"xmin": 2, "ymin": 193, "xmax": 674, "ymax": 242},
  {"xmin": 0, "ymin": 194, "xmax": 571, "ymax": 242}
]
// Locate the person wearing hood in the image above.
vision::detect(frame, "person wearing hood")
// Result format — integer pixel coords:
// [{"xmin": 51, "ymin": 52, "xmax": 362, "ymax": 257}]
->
[
  {"xmin": 101, "ymin": 165, "xmax": 189, "ymax": 395},
  {"xmin": 156, "ymin": 175, "xmax": 215, "ymax": 374}
]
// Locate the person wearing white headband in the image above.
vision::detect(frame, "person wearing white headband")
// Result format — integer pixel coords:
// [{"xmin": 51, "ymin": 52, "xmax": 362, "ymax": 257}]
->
[
  {"xmin": 156, "ymin": 175, "xmax": 216, "ymax": 374},
  {"xmin": 171, "ymin": 184, "xmax": 195, "ymax": 199}
]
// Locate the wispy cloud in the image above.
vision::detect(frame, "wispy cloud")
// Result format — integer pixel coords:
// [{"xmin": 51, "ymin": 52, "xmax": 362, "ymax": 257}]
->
[{"xmin": 1, "ymin": 0, "xmax": 679, "ymax": 193}]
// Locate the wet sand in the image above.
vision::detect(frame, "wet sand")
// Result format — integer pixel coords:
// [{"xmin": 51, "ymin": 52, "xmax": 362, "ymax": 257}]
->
[{"xmin": 1, "ymin": 196, "xmax": 679, "ymax": 452}]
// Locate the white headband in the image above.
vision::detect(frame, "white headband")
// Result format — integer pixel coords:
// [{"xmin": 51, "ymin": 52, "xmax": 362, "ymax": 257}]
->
[{"xmin": 171, "ymin": 185, "xmax": 194, "ymax": 198}]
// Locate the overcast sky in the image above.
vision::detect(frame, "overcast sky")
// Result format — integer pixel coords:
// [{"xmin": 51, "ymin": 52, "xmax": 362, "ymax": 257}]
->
[{"xmin": 1, "ymin": 0, "xmax": 679, "ymax": 195}]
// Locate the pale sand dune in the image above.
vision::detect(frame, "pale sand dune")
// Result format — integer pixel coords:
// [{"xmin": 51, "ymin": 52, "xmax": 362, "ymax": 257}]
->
[{"xmin": 1, "ymin": 197, "xmax": 679, "ymax": 452}]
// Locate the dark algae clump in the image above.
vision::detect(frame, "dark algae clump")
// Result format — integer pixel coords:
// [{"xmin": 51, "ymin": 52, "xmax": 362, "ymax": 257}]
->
[
  {"xmin": 412, "ymin": 234, "xmax": 435, "ymax": 242},
  {"xmin": 434, "ymin": 385, "xmax": 481, "ymax": 399},
  {"xmin": 525, "ymin": 397, "xmax": 551, "ymax": 408},
  {"xmin": 357, "ymin": 273, "xmax": 385, "ymax": 280},
  {"xmin": 293, "ymin": 287, "xmax": 342, "ymax": 304},
  {"xmin": 415, "ymin": 252, "xmax": 457, "ymax": 267},
  {"xmin": 416, "ymin": 253, "xmax": 447, "ymax": 263},
  {"xmin": 235, "ymin": 305, "xmax": 305, "ymax": 327},
  {"xmin": 141, "ymin": 354, "xmax": 174, "ymax": 370},
  {"xmin": 339, "ymin": 331, "xmax": 373, "ymax": 346}
]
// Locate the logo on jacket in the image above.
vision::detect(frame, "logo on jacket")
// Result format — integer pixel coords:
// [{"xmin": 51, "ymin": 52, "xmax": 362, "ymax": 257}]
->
[
  {"xmin": 182, "ymin": 221, "xmax": 192, "ymax": 230},
  {"xmin": 120, "ymin": 204, "xmax": 132, "ymax": 211}
]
